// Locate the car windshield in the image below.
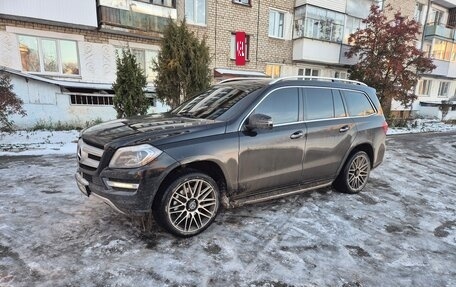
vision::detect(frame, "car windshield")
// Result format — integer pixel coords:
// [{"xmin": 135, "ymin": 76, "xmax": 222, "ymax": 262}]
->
[{"xmin": 171, "ymin": 81, "xmax": 268, "ymax": 120}]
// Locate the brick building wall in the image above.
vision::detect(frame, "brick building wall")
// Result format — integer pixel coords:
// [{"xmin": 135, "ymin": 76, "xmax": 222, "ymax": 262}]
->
[
  {"xmin": 0, "ymin": 18, "xmax": 161, "ymax": 46},
  {"xmin": 177, "ymin": 1, "xmax": 294, "ymax": 77}
]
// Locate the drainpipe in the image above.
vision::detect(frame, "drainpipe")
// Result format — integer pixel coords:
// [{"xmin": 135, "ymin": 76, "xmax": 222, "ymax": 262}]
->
[{"xmin": 256, "ymin": 0, "xmax": 261, "ymax": 69}]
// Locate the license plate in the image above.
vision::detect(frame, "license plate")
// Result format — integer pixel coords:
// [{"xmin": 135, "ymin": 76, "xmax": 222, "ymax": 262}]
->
[{"xmin": 75, "ymin": 173, "xmax": 90, "ymax": 197}]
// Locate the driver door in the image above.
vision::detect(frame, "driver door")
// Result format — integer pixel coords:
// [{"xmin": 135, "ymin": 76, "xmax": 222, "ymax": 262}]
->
[{"xmin": 238, "ymin": 87, "xmax": 306, "ymax": 194}]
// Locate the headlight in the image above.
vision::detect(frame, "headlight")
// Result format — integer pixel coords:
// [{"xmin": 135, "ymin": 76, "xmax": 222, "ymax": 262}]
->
[{"xmin": 109, "ymin": 144, "xmax": 162, "ymax": 169}]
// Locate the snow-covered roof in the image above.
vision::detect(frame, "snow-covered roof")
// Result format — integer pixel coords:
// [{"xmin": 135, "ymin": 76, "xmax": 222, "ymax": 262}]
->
[
  {"xmin": 214, "ymin": 68, "xmax": 267, "ymax": 77},
  {"xmin": 0, "ymin": 66, "xmax": 155, "ymax": 92}
]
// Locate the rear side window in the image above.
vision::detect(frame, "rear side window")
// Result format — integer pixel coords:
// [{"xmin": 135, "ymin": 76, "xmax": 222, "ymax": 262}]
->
[
  {"xmin": 343, "ymin": 91, "xmax": 376, "ymax": 117},
  {"xmin": 254, "ymin": 88, "xmax": 299, "ymax": 124},
  {"xmin": 304, "ymin": 88, "xmax": 334, "ymax": 120}
]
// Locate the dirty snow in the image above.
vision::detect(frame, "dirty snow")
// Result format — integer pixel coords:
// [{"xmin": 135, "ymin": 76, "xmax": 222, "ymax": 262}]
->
[{"xmin": 0, "ymin": 126, "xmax": 455, "ymax": 286}]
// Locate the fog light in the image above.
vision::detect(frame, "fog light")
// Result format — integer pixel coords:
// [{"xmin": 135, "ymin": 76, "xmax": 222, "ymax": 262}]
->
[{"xmin": 105, "ymin": 180, "xmax": 139, "ymax": 190}]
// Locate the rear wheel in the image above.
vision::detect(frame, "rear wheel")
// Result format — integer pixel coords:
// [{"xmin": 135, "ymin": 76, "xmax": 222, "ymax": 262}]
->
[
  {"xmin": 153, "ymin": 171, "xmax": 220, "ymax": 237},
  {"xmin": 334, "ymin": 151, "xmax": 371, "ymax": 194}
]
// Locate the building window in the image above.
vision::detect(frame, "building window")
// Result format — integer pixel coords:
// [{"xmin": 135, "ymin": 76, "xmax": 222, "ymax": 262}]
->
[
  {"xmin": 18, "ymin": 35, "xmax": 79, "ymax": 75},
  {"xmin": 232, "ymin": 0, "xmax": 250, "ymax": 6},
  {"xmin": 265, "ymin": 64, "xmax": 281, "ymax": 78},
  {"xmin": 418, "ymin": 79, "xmax": 432, "ymax": 96},
  {"xmin": 298, "ymin": 68, "xmax": 319, "ymax": 77},
  {"xmin": 334, "ymin": 71, "xmax": 347, "ymax": 79},
  {"xmin": 414, "ymin": 2, "xmax": 424, "ymax": 23},
  {"xmin": 438, "ymin": 81, "xmax": 450, "ymax": 97},
  {"xmin": 294, "ymin": 5, "xmax": 344, "ymax": 43},
  {"xmin": 185, "ymin": 0, "xmax": 206, "ymax": 25},
  {"xmin": 431, "ymin": 39, "xmax": 451, "ymax": 61},
  {"xmin": 116, "ymin": 48, "xmax": 158, "ymax": 81},
  {"xmin": 70, "ymin": 95, "xmax": 114, "ymax": 106},
  {"xmin": 136, "ymin": 0, "xmax": 176, "ymax": 7},
  {"xmin": 269, "ymin": 10, "xmax": 285, "ymax": 39},
  {"xmin": 344, "ymin": 16, "xmax": 365, "ymax": 44},
  {"xmin": 429, "ymin": 8, "xmax": 445, "ymax": 25},
  {"xmin": 230, "ymin": 33, "xmax": 250, "ymax": 60}
]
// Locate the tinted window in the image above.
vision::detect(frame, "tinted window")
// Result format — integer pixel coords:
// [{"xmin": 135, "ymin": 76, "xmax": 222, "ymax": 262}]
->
[
  {"xmin": 304, "ymin": 88, "xmax": 334, "ymax": 120},
  {"xmin": 343, "ymin": 91, "xmax": 376, "ymax": 116},
  {"xmin": 254, "ymin": 88, "xmax": 299, "ymax": 124},
  {"xmin": 172, "ymin": 82, "xmax": 266, "ymax": 120},
  {"xmin": 333, "ymin": 91, "xmax": 347, "ymax": 118}
]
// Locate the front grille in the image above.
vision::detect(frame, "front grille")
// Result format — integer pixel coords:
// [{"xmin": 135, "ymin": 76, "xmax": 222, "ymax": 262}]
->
[
  {"xmin": 82, "ymin": 172, "xmax": 93, "ymax": 183},
  {"xmin": 77, "ymin": 139, "xmax": 104, "ymax": 170}
]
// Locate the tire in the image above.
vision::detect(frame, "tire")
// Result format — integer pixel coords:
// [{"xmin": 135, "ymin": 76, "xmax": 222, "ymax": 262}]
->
[
  {"xmin": 152, "ymin": 171, "xmax": 220, "ymax": 237},
  {"xmin": 333, "ymin": 151, "xmax": 371, "ymax": 194}
]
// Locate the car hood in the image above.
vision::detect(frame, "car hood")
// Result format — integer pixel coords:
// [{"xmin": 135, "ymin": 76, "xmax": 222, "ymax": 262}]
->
[{"xmin": 81, "ymin": 113, "xmax": 225, "ymax": 148}]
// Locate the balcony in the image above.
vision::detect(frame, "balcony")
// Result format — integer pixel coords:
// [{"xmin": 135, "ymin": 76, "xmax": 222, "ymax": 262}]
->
[
  {"xmin": 424, "ymin": 24, "xmax": 455, "ymax": 40},
  {"xmin": 293, "ymin": 38, "xmax": 341, "ymax": 64},
  {"xmin": 98, "ymin": 5, "xmax": 171, "ymax": 34}
]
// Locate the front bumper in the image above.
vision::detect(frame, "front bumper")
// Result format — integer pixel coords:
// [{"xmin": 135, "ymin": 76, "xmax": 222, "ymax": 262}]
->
[{"xmin": 75, "ymin": 152, "xmax": 178, "ymax": 216}]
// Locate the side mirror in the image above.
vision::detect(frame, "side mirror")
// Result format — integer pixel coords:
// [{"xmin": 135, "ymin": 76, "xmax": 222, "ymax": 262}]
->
[{"xmin": 245, "ymin": 113, "xmax": 273, "ymax": 131}]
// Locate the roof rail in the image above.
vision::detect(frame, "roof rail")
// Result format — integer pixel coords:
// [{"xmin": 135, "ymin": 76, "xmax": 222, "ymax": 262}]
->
[
  {"xmin": 269, "ymin": 76, "xmax": 367, "ymax": 86},
  {"xmin": 218, "ymin": 77, "xmax": 271, "ymax": 84}
]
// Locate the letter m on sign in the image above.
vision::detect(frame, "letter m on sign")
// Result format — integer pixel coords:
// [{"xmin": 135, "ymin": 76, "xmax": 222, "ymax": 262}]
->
[{"xmin": 235, "ymin": 32, "xmax": 246, "ymax": 66}]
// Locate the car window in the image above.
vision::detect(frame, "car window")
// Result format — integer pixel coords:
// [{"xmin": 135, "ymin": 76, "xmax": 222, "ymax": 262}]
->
[
  {"xmin": 172, "ymin": 83, "xmax": 265, "ymax": 120},
  {"xmin": 343, "ymin": 91, "xmax": 376, "ymax": 117},
  {"xmin": 253, "ymin": 88, "xmax": 299, "ymax": 125},
  {"xmin": 304, "ymin": 88, "xmax": 334, "ymax": 120},
  {"xmin": 333, "ymin": 91, "xmax": 347, "ymax": 118}
]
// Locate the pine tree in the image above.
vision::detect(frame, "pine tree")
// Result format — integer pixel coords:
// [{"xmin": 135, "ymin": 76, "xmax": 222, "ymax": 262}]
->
[
  {"xmin": 153, "ymin": 18, "xmax": 211, "ymax": 109},
  {"xmin": 346, "ymin": 5, "xmax": 435, "ymax": 118},
  {"xmin": 0, "ymin": 72, "xmax": 26, "ymax": 131},
  {"xmin": 113, "ymin": 49, "xmax": 149, "ymax": 118}
]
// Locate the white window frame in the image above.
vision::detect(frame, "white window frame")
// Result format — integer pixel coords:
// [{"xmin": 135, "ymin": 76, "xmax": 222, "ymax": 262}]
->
[
  {"xmin": 418, "ymin": 79, "xmax": 432, "ymax": 96},
  {"xmin": 185, "ymin": 0, "xmax": 206, "ymax": 25},
  {"xmin": 18, "ymin": 34, "xmax": 80, "ymax": 76},
  {"xmin": 269, "ymin": 9, "xmax": 285, "ymax": 39},
  {"xmin": 232, "ymin": 0, "xmax": 250, "ymax": 5},
  {"xmin": 438, "ymin": 81, "xmax": 450, "ymax": 97}
]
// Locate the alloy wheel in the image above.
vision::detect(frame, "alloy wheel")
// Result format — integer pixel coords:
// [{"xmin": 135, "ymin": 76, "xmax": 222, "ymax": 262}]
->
[
  {"xmin": 166, "ymin": 179, "xmax": 218, "ymax": 234},
  {"xmin": 347, "ymin": 154, "xmax": 370, "ymax": 192}
]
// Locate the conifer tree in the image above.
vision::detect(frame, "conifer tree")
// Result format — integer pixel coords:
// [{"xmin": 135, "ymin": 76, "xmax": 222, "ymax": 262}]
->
[
  {"xmin": 113, "ymin": 49, "xmax": 149, "ymax": 118},
  {"xmin": 0, "ymin": 72, "xmax": 26, "ymax": 131},
  {"xmin": 153, "ymin": 18, "xmax": 211, "ymax": 109}
]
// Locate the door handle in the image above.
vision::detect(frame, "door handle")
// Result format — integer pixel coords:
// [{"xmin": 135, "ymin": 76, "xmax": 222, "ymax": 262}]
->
[
  {"xmin": 339, "ymin": 125, "xmax": 350, "ymax": 133},
  {"xmin": 290, "ymin": 131, "xmax": 304, "ymax": 139}
]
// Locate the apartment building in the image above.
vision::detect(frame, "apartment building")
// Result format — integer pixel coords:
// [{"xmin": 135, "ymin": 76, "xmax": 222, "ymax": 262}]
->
[
  {"xmin": 2, "ymin": 0, "xmax": 455, "ymax": 129},
  {"xmin": 411, "ymin": 0, "xmax": 456, "ymax": 119},
  {"xmin": 0, "ymin": 0, "xmax": 170, "ymax": 128},
  {"xmin": 176, "ymin": 0, "xmax": 295, "ymax": 79}
]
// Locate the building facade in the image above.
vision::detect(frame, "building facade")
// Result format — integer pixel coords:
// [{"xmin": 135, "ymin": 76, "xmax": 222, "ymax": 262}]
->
[
  {"xmin": 1, "ymin": 0, "xmax": 456, "ymax": 129},
  {"xmin": 0, "ymin": 0, "xmax": 170, "ymax": 128}
]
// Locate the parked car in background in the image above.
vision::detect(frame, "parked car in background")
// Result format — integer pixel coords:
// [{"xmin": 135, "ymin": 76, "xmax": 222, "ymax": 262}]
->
[{"xmin": 75, "ymin": 76, "xmax": 387, "ymax": 237}]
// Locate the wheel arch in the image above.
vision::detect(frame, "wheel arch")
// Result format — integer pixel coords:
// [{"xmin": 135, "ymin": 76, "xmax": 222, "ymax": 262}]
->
[
  {"xmin": 338, "ymin": 143, "xmax": 374, "ymax": 176},
  {"xmin": 153, "ymin": 160, "xmax": 228, "ymax": 205}
]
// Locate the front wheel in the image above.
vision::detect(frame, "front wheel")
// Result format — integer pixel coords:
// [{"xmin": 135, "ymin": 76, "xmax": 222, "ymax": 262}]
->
[
  {"xmin": 153, "ymin": 172, "xmax": 220, "ymax": 237},
  {"xmin": 334, "ymin": 151, "xmax": 371, "ymax": 194}
]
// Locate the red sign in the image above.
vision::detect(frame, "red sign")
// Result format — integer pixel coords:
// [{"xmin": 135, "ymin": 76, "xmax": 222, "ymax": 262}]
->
[{"xmin": 235, "ymin": 32, "xmax": 246, "ymax": 66}]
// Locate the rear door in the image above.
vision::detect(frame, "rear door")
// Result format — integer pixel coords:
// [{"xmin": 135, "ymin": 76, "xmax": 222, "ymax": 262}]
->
[
  {"xmin": 238, "ymin": 87, "xmax": 306, "ymax": 194},
  {"xmin": 301, "ymin": 88, "xmax": 356, "ymax": 183}
]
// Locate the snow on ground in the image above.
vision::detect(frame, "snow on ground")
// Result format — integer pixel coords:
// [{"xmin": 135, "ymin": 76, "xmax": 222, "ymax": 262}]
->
[
  {"xmin": 0, "ymin": 120, "xmax": 455, "ymax": 156},
  {"xmin": 387, "ymin": 119, "xmax": 456, "ymax": 135},
  {"xmin": 0, "ymin": 130, "xmax": 78, "ymax": 156},
  {"xmin": 0, "ymin": 131, "xmax": 455, "ymax": 286}
]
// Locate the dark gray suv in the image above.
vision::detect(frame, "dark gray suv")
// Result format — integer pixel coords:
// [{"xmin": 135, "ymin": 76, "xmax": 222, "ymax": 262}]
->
[{"xmin": 75, "ymin": 77, "xmax": 387, "ymax": 237}]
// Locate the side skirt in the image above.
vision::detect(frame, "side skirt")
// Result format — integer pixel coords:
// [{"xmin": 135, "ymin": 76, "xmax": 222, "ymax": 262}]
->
[{"xmin": 225, "ymin": 181, "xmax": 333, "ymax": 208}]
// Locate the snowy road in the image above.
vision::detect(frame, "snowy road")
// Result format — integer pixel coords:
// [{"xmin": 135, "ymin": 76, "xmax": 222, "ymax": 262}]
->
[{"xmin": 0, "ymin": 132, "xmax": 455, "ymax": 287}]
